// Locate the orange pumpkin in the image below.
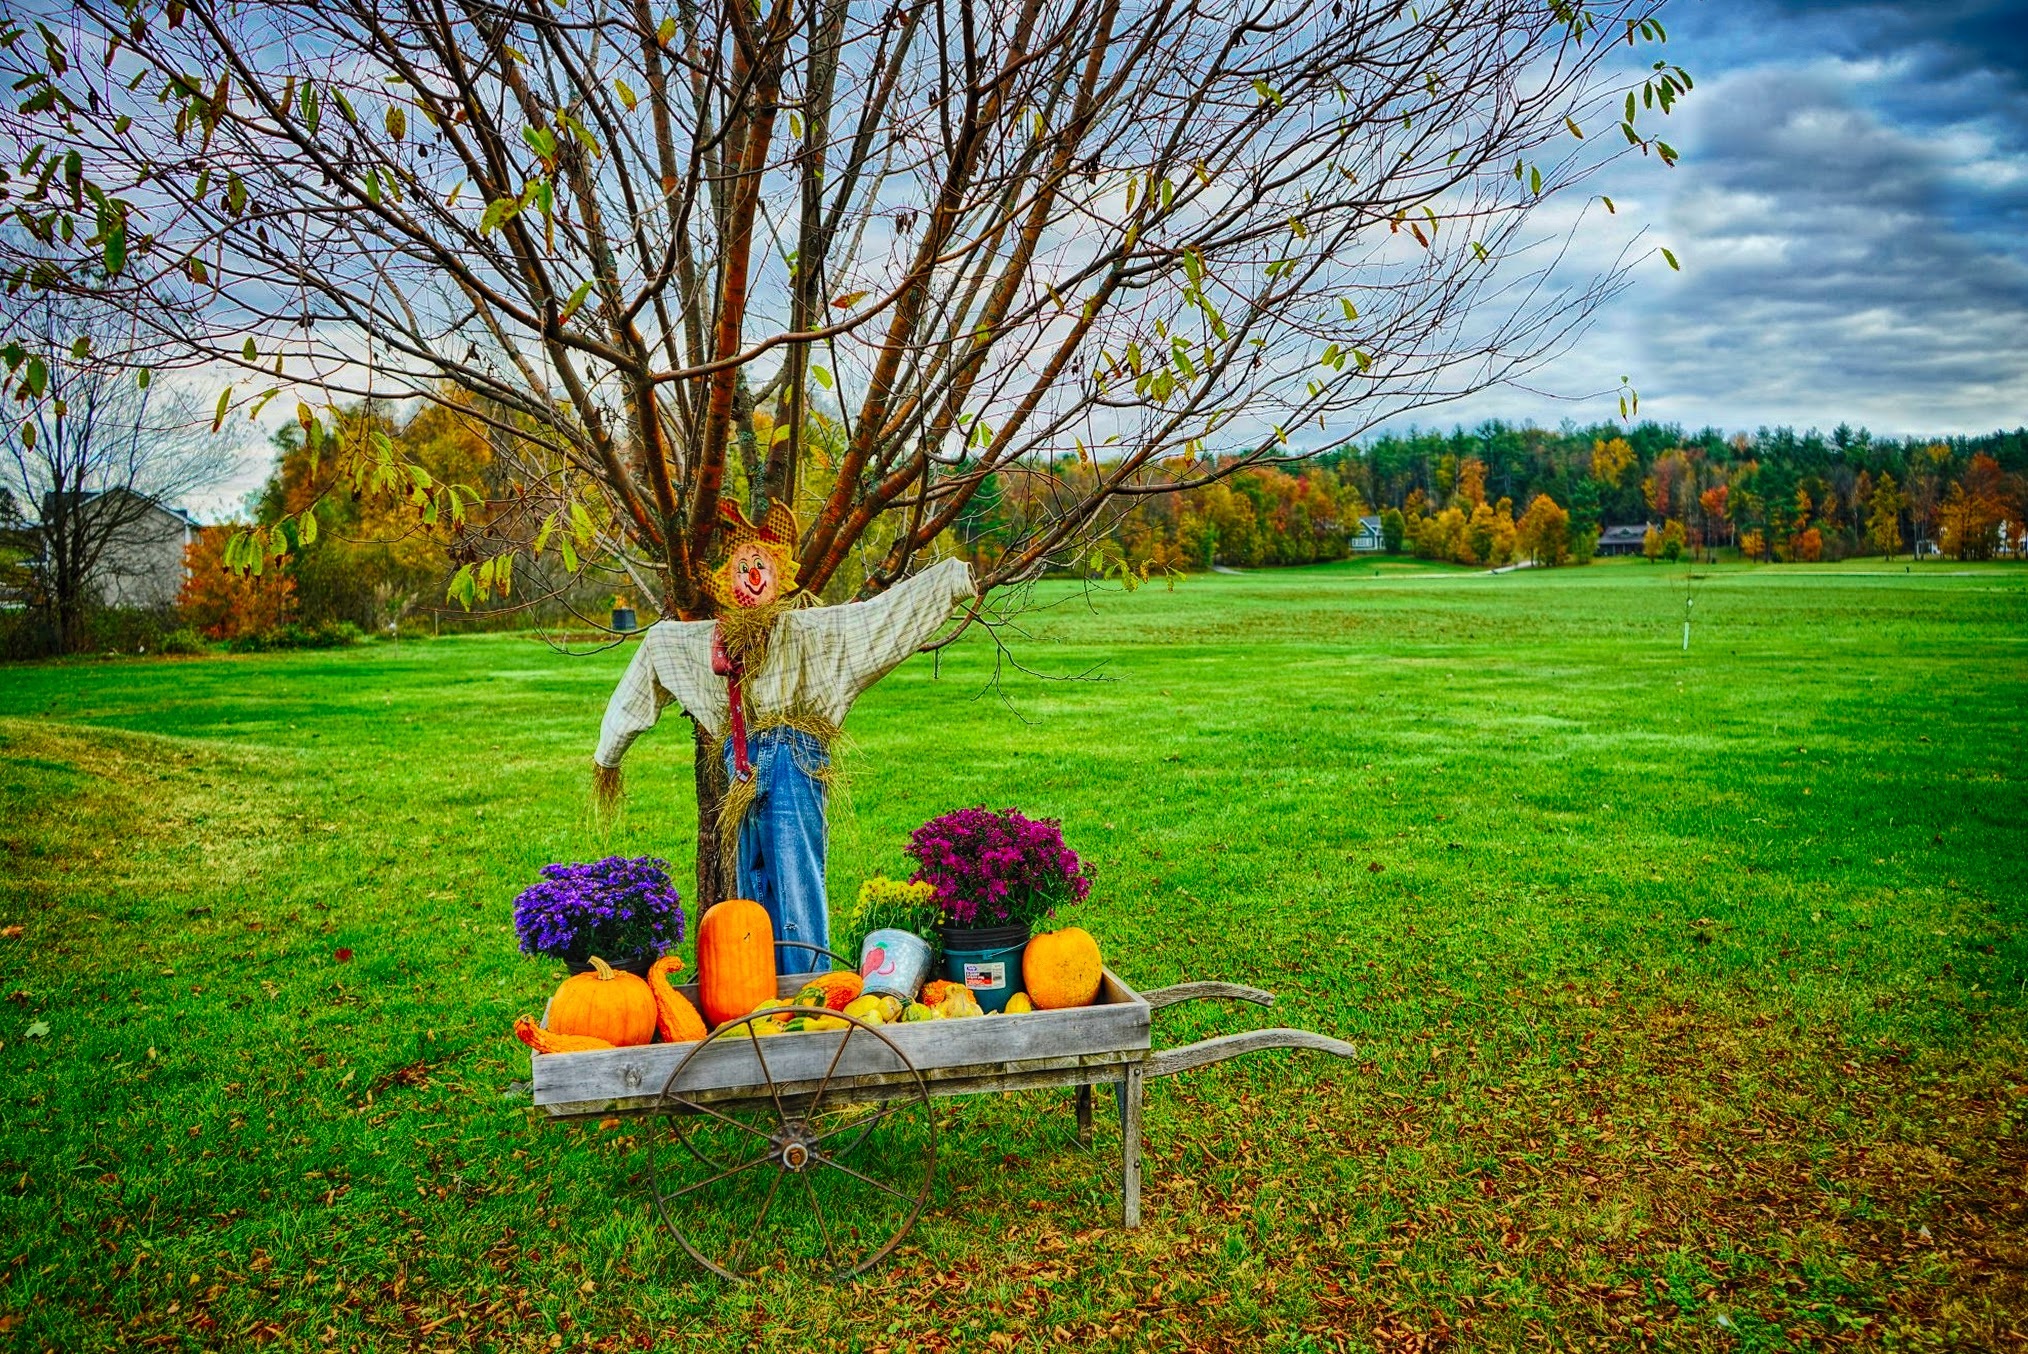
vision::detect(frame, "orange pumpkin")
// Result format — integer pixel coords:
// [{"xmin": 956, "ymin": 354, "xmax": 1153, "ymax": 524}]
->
[
  {"xmin": 546, "ymin": 956, "xmax": 657, "ymax": 1047},
  {"xmin": 1022, "ymin": 928, "xmax": 1103, "ymax": 1009},
  {"xmin": 647, "ymin": 954, "xmax": 709, "ymax": 1043},
  {"xmin": 697, "ymin": 898, "xmax": 777, "ymax": 1026}
]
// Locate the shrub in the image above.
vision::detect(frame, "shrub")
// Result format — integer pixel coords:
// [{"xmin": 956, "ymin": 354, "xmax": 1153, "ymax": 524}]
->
[
  {"xmin": 156, "ymin": 627, "xmax": 209, "ymax": 656},
  {"xmin": 1379, "ymin": 508, "xmax": 1405, "ymax": 554},
  {"xmin": 227, "ymin": 619, "xmax": 365, "ymax": 653},
  {"xmin": 0, "ymin": 609, "xmax": 58, "ymax": 661},
  {"xmin": 0, "ymin": 607, "xmax": 195, "ymax": 660},
  {"xmin": 180, "ymin": 525, "xmax": 295, "ymax": 640}
]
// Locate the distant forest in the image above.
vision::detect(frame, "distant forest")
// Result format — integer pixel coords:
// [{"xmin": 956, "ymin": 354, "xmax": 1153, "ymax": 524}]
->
[
  {"xmin": 187, "ymin": 409, "xmax": 2027, "ymax": 648},
  {"xmin": 961, "ymin": 422, "xmax": 2028, "ymax": 572}
]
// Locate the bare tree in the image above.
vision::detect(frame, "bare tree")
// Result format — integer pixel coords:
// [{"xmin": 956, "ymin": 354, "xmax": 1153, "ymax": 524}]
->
[
  {"xmin": 0, "ymin": 0, "xmax": 1686, "ymax": 874},
  {"xmin": 0, "ymin": 296, "xmax": 235, "ymax": 653}
]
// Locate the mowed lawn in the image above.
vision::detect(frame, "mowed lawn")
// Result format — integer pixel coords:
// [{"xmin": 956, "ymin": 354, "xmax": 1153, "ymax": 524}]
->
[{"xmin": 2, "ymin": 558, "xmax": 2025, "ymax": 1353}]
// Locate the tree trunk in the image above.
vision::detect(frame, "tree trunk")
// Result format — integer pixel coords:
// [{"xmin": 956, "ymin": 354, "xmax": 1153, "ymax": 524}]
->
[
  {"xmin": 55, "ymin": 588, "xmax": 85, "ymax": 655},
  {"xmin": 691, "ymin": 718, "xmax": 730, "ymax": 911}
]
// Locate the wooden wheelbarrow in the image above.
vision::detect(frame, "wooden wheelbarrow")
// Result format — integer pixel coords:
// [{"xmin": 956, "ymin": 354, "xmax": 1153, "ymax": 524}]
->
[{"xmin": 528, "ymin": 969, "xmax": 1355, "ymax": 1279}]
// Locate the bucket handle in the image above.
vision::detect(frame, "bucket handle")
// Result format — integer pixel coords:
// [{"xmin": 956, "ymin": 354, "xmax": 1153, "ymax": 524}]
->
[{"xmin": 951, "ymin": 940, "xmax": 1028, "ymax": 963}]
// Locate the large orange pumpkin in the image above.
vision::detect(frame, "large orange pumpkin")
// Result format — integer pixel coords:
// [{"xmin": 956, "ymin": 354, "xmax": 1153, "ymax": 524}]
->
[
  {"xmin": 1022, "ymin": 927, "xmax": 1103, "ymax": 1009},
  {"xmin": 547, "ymin": 956, "xmax": 657, "ymax": 1047},
  {"xmin": 697, "ymin": 898, "xmax": 777, "ymax": 1026}
]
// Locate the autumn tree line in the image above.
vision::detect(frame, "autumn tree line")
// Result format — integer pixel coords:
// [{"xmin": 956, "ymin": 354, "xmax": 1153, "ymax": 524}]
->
[
  {"xmin": 169, "ymin": 408, "xmax": 2028, "ymax": 647},
  {"xmin": 956, "ymin": 420, "xmax": 2028, "ymax": 573}
]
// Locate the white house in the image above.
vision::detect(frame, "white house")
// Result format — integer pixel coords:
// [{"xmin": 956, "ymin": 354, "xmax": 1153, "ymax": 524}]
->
[
  {"xmin": 1350, "ymin": 515, "xmax": 1384, "ymax": 552},
  {"xmin": 41, "ymin": 489, "xmax": 197, "ymax": 610}
]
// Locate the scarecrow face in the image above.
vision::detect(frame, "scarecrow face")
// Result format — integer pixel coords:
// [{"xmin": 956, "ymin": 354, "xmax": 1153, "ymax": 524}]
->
[{"xmin": 727, "ymin": 541, "xmax": 782, "ymax": 608}]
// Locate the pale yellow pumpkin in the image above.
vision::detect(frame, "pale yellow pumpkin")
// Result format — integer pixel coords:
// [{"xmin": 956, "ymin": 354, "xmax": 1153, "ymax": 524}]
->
[{"xmin": 1022, "ymin": 928, "xmax": 1103, "ymax": 1009}]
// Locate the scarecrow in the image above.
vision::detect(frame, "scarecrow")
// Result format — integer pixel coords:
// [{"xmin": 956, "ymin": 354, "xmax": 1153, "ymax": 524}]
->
[{"xmin": 593, "ymin": 501, "xmax": 976, "ymax": 968}]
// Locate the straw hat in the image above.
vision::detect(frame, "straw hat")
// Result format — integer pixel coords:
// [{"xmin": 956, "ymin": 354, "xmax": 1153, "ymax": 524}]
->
[{"xmin": 705, "ymin": 499, "xmax": 801, "ymax": 609}]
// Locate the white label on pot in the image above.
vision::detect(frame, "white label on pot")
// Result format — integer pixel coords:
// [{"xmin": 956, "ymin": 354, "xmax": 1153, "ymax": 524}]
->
[{"xmin": 963, "ymin": 962, "xmax": 1005, "ymax": 991}]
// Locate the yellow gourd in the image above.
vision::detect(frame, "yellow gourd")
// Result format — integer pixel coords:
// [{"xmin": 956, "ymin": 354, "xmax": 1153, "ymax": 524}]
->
[
  {"xmin": 933, "ymin": 986, "xmax": 983, "ymax": 1019},
  {"xmin": 843, "ymin": 993, "xmax": 902, "ymax": 1025}
]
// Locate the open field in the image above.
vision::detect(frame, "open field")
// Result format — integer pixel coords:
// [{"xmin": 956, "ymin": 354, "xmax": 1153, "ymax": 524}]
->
[{"xmin": 2, "ymin": 557, "xmax": 2025, "ymax": 1352}]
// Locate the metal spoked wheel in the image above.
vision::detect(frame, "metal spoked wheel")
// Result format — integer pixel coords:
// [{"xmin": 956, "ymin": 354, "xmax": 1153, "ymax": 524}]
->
[{"xmin": 645, "ymin": 1008, "xmax": 937, "ymax": 1281}]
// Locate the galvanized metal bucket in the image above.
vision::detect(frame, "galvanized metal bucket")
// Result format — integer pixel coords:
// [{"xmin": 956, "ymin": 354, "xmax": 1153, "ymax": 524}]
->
[{"xmin": 859, "ymin": 928, "xmax": 934, "ymax": 1002}]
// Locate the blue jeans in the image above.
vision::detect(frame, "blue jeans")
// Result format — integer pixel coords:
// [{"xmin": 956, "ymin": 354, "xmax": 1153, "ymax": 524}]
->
[{"xmin": 722, "ymin": 728, "xmax": 830, "ymax": 974}]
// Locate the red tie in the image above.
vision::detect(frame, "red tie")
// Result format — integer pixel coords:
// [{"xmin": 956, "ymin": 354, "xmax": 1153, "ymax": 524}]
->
[{"xmin": 711, "ymin": 622, "xmax": 752, "ymax": 781}]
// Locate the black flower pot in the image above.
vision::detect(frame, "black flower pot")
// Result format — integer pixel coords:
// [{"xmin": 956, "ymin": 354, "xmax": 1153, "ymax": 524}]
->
[
  {"xmin": 566, "ymin": 952, "xmax": 657, "ymax": 979},
  {"xmin": 936, "ymin": 921, "xmax": 1031, "ymax": 1014}
]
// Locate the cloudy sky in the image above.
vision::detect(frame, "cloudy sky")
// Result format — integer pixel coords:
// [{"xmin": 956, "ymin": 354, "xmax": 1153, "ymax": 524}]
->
[{"xmin": 1425, "ymin": 0, "xmax": 2028, "ymax": 440}]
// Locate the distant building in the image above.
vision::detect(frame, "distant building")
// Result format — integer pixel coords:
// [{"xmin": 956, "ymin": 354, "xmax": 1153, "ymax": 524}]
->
[
  {"xmin": 1595, "ymin": 524, "xmax": 1653, "ymax": 558},
  {"xmin": 1350, "ymin": 515, "xmax": 1384, "ymax": 552},
  {"xmin": 39, "ymin": 489, "xmax": 197, "ymax": 609}
]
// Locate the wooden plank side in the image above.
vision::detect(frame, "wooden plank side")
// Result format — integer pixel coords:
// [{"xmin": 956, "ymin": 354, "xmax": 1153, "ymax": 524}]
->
[
  {"xmin": 532, "ymin": 969, "xmax": 1151, "ymax": 1109},
  {"xmin": 533, "ymin": 1000, "xmax": 1146, "ymax": 1106},
  {"xmin": 537, "ymin": 1051, "xmax": 1144, "ymax": 1120}
]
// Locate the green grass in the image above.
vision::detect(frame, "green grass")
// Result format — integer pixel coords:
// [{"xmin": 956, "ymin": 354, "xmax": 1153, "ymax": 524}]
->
[{"xmin": 2, "ymin": 557, "xmax": 2025, "ymax": 1352}]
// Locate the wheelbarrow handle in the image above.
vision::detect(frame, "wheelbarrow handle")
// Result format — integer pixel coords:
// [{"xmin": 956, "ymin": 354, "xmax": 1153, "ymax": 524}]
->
[
  {"xmin": 1146, "ymin": 1028, "xmax": 1357, "ymax": 1079},
  {"xmin": 1140, "ymin": 980, "xmax": 1276, "ymax": 1012}
]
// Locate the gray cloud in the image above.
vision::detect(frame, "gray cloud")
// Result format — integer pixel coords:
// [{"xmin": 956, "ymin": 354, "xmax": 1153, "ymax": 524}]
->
[
  {"xmin": 1376, "ymin": 2, "xmax": 2028, "ymax": 438},
  {"xmin": 1629, "ymin": 48, "xmax": 2028, "ymax": 433}
]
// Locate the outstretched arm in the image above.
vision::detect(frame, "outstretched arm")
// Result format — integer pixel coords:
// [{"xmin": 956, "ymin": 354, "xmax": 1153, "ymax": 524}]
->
[
  {"xmin": 594, "ymin": 639, "xmax": 673, "ymax": 774},
  {"xmin": 797, "ymin": 557, "xmax": 978, "ymax": 701}
]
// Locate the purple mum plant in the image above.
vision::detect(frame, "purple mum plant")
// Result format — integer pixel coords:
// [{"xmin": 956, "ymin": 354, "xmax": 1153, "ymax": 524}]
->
[
  {"xmin": 513, "ymin": 856, "xmax": 684, "ymax": 965},
  {"xmin": 905, "ymin": 807, "xmax": 1092, "ymax": 930}
]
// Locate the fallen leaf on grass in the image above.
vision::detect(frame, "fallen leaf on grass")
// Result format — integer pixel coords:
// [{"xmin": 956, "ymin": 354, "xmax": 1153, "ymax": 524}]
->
[
  {"xmin": 0, "ymin": 926, "xmax": 21, "ymax": 939},
  {"xmin": 23, "ymin": 1020, "xmax": 49, "ymax": 1040},
  {"xmin": 333, "ymin": 948, "xmax": 353, "ymax": 963}
]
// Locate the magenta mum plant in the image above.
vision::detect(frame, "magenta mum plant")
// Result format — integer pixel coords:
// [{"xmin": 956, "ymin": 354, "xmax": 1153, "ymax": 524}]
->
[{"xmin": 905, "ymin": 807, "xmax": 1092, "ymax": 929}]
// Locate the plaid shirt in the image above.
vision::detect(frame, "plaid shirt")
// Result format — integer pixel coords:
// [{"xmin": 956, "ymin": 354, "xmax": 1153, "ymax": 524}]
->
[{"xmin": 594, "ymin": 557, "xmax": 976, "ymax": 768}]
